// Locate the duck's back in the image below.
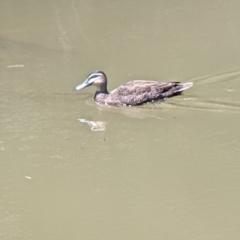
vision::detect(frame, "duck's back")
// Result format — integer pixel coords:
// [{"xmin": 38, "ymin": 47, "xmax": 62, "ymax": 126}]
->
[{"xmin": 96, "ymin": 80, "xmax": 192, "ymax": 106}]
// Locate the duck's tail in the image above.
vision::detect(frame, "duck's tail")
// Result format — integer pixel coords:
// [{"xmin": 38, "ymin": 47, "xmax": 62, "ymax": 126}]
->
[{"xmin": 176, "ymin": 82, "xmax": 193, "ymax": 93}]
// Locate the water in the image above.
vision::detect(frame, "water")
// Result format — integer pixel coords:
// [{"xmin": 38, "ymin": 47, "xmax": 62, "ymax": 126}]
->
[{"xmin": 1, "ymin": 0, "xmax": 240, "ymax": 239}]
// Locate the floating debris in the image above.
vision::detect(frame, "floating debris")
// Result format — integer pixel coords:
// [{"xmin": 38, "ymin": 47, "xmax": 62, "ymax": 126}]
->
[
  {"xmin": 78, "ymin": 118, "xmax": 107, "ymax": 131},
  {"xmin": 7, "ymin": 64, "xmax": 24, "ymax": 68}
]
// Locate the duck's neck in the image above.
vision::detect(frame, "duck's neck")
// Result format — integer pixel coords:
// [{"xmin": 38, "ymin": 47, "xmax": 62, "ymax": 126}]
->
[{"xmin": 94, "ymin": 85, "xmax": 109, "ymax": 100}]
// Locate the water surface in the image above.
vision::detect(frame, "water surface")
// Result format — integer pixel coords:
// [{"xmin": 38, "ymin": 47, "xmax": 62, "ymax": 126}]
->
[{"xmin": 1, "ymin": 0, "xmax": 240, "ymax": 239}]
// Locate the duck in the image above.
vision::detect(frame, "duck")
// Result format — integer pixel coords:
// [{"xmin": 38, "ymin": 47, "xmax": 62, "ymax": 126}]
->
[{"xmin": 75, "ymin": 70, "xmax": 193, "ymax": 106}]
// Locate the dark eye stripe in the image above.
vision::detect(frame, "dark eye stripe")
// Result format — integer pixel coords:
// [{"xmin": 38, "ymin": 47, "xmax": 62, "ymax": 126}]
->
[{"xmin": 88, "ymin": 73, "xmax": 102, "ymax": 80}]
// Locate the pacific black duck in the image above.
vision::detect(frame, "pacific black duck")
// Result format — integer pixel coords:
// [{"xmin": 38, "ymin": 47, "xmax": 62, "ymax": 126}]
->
[{"xmin": 75, "ymin": 70, "xmax": 193, "ymax": 106}]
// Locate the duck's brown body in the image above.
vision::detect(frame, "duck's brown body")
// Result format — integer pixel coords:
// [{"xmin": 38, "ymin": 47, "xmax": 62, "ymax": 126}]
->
[{"xmin": 75, "ymin": 71, "xmax": 193, "ymax": 106}]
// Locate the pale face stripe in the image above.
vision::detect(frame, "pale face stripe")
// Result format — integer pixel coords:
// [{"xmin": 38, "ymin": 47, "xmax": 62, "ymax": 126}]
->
[
  {"xmin": 88, "ymin": 73, "xmax": 103, "ymax": 80},
  {"xmin": 87, "ymin": 73, "xmax": 103, "ymax": 84}
]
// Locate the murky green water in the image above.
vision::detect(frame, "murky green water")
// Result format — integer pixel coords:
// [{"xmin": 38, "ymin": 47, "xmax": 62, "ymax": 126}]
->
[{"xmin": 1, "ymin": 1, "xmax": 240, "ymax": 239}]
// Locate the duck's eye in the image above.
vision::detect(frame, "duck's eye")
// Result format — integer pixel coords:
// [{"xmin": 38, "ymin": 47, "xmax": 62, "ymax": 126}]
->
[
  {"xmin": 88, "ymin": 75, "xmax": 97, "ymax": 81},
  {"xmin": 88, "ymin": 76, "xmax": 94, "ymax": 80}
]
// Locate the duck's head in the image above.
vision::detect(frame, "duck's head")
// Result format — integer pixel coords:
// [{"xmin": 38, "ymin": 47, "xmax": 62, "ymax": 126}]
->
[{"xmin": 75, "ymin": 70, "xmax": 108, "ymax": 93}]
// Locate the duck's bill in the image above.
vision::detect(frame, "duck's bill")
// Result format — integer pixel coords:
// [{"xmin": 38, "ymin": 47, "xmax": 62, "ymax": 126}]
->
[{"xmin": 75, "ymin": 80, "xmax": 90, "ymax": 90}]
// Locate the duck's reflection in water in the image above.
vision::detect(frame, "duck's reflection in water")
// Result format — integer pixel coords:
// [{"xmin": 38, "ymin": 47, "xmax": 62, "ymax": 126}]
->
[{"xmin": 78, "ymin": 118, "xmax": 107, "ymax": 131}]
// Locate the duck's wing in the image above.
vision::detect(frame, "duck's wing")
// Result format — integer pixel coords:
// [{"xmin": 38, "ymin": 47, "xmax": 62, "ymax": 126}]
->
[{"xmin": 108, "ymin": 80, "xmax": 192, "ymax": 106}]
